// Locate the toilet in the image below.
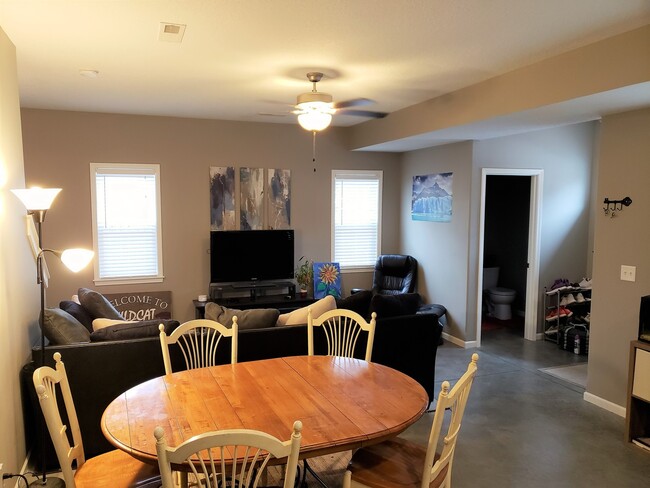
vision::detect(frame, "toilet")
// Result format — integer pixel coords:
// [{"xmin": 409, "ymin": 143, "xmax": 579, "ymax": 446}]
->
[{"xmin": 483, "ymin": 267, "xmax": 516, "ymax": 320}]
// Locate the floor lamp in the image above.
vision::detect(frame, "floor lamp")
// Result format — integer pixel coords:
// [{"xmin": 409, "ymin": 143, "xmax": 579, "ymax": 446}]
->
[{"xmin": 12, "ymin": 188, "xmax": 94, "ymax": 488}]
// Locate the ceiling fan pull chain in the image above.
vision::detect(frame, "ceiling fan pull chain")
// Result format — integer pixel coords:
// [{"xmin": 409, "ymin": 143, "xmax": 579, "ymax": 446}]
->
[{"xmin": 312, "ymin": 131, "xmax": 317, "ymax": 172}]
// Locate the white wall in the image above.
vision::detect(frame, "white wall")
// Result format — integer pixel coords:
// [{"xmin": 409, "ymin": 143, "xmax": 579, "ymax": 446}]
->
[{"xmin": 0, "ymin": 27, "xmax": 40, "ymax": 476}]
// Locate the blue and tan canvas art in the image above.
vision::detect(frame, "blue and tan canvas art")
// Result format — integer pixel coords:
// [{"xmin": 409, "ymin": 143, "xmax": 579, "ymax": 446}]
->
[
  {"xmin": 240, "ymin": 167, "xmax": 264, "ymax": 230},
  {"xmin": 209, "ymin": 166, "xmax": 236, "ymax": 230},
  {"xmin": 267, "ymin": 169, "xmax": 291, "ymax": 229},
  {"xmin": 412, "ymin": 172, "xmax": 453, "ymax": 222},
  {"xmin": 313, "ymin": 262, "xmax": 341, "ymax": 299}
]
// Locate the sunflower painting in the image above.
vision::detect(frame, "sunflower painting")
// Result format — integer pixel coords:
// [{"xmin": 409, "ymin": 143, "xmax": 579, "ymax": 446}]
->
[{"xmin": 313, "ymin": 262, "xmax": 342, "ymax": 299}]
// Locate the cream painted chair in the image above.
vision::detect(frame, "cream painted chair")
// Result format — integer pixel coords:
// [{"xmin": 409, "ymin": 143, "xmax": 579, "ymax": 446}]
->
[
  {"xmin": 33, "ymin": 352, "xmax": 159, "ymax": 488},
  {"xmin": 307, "ymin": 308, "xmax": 377, "ymax": 361},
  {"xmin": 343, "ymin": 353, "xmax": 479, "ymax": 488},
  {"xmin": 154, "ymin": 421, "xmax": 303, "ymax": 488},
  {"xmin": 159, "ymin": 318, "xmax": 238, "ymax": 374}
]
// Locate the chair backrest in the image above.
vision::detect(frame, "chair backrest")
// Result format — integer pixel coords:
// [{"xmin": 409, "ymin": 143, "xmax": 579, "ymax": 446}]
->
[
  {"xmin": 372, "ymin": 254, "xmax": 418, "ymax": 295},
  {"xmin": 154, "ymin": 421, "xmax": 303, "ymax": 488},
  {"xmin": 33, "ymin": 352, "xmax": 85, "ymax": 487},
  {"xmin": 159, "ymin": 318, "xmax": 238, "ymax": 375},
  {"xmin": 307, "ymin": 308, "xmax": 377, "ymax": 361},
  {"xmin": 423, "ymin": 353, "xmax": 479, "ymax": 488}
]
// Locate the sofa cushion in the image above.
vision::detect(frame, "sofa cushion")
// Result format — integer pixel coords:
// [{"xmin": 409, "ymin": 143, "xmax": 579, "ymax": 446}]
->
[
  {"xmin": 92, "ymin": 318, "xmax": 136, "ymax": 331},
  {"xmin": 369, "ymin": 293, "xmax": 422, "ymax": 319},
  {"xmin": 335, "ymin": 290, "xmax": 373, "ymax": 319},
  {"xmin": 205, "ymin": 303, "xmax": 279, "ymax": 330},
  {"xmin": 59, "ymin": 300, "xmax": 94, "ymax": 332},
  {"xmin": 42, "ymin": 308, "xmax": 91, "ymax": 345},
  {"xmin": 78, "ymin": 288, "xmax": 124, "ymax": 320},
  {"xmin": 277, "ymin": 295, "xmax": 337, "ymax": 326},
  {"xmin": 90, "ymin": 319, "xmax": 180, "ymax": 342}
]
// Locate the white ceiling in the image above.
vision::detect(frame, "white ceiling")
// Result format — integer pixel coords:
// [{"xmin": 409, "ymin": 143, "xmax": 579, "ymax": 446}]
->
[{"xmin": 1, "ymin": 1, "xmax": 649, "ymax": 150}]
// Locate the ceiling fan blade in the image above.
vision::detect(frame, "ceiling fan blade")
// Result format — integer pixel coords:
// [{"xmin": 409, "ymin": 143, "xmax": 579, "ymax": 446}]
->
[
  {"xmin": 332, "ymin": 98, "xmax": 374, "ymax": 109},
  {"xmin": 338, "ymin": 109, "xmax": 388, "ymax": 119}
]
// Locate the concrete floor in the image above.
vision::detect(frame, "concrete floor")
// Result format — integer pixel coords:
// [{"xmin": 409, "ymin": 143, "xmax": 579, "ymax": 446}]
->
[{"xmin": 400, "ymin": 327, "xmax": 650, "ymax": 488}]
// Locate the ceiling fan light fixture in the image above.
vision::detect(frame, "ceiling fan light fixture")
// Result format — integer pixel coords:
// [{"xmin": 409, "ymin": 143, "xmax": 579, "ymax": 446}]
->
[{"xmin": 297, "ymin": 110, "xmax": 333, "ymax": 131}]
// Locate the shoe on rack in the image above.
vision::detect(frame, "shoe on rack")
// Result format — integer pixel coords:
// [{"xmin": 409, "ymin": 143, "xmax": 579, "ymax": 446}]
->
[
  {"xmin": 560, "ymin": 294, "xmax": 576, "ymax": 306},
  {"xmin": 546, "ymin": 278, "xmax": 570, "ymax": 294},
  {"xmin": 584, "ymin": 312, "xmax": 591, "ymax": 323},
  {"xmin": 579, "ymin": 277, "xmax": 592, "ymax": 289},
  {"xmin": 575, "ymin": 292, "xmax": 585, "ymax": 303},
  {"xmin": 545, "ymin": 325, "xmax": 558, "ymax": 335}
]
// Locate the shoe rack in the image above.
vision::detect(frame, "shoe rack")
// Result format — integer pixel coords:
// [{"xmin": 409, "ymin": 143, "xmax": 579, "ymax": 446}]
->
[{"xmin": 543, "ymin": 286, "xmax": 592, "ymax": 353}]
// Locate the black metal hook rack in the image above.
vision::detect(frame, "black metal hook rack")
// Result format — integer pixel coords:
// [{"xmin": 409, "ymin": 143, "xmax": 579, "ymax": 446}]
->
[{"xmin": 603, "ymin": 196, "xmax": 632, "ymax": 217}]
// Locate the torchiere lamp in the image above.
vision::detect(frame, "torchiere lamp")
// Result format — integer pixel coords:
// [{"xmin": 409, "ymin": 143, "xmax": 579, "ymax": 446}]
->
[{"xmin": 12, "ymin": 188, "xmax": 94, "ymax": 488}]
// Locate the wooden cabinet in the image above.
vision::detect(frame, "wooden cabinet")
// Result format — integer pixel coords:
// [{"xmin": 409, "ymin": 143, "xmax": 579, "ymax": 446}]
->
[{"xmin": 626, "ymin": 340, "xmax": 650, "ymax": 451}]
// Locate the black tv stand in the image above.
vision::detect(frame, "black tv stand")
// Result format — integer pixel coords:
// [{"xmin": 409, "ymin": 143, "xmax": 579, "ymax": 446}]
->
[{"xmin": 209, "ymin": 281, "xmax": 296, "ymax": 302}]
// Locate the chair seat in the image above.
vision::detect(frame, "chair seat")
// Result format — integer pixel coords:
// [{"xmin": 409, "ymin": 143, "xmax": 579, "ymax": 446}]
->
[
  {"xmin": 348, "ymin": 437, "xmax": 447, "ymax": 488},
  {"xmin": 75, "ymin": 449, "xmax": 159, "ymax": 488}
]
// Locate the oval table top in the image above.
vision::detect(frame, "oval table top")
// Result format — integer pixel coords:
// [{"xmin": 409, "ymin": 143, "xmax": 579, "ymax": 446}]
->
[{"xmin": 102, "ymin": 355, "xmax": 428, "ymax": 463}]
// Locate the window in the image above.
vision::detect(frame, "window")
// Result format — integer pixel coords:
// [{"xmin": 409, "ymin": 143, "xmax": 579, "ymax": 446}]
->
[
  {"xmin": 90, "ymin": 163, "xmax": 163, "ymax": 284},
  {"xmin": 332, "ymin": 170, "xmax": 382, "ymax": 270}
]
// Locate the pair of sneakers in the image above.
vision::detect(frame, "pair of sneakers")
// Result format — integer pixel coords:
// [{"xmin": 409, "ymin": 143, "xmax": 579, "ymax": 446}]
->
[
  {"xmin": 579, "ymin": 277, "xmax": 592, "ymax": 289},
  {"xmin": 546, "ymin": 278, "xmax": 571, "ymax": 295},
  {"xmin": 545, "ymin": 306, "xmax": 573, "ymax": 321}
]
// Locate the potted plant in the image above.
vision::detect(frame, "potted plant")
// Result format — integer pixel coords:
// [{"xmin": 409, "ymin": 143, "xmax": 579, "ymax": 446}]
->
[{"xmin": 295, "ymin": 256, "xmax": 313, "ymax": 297}]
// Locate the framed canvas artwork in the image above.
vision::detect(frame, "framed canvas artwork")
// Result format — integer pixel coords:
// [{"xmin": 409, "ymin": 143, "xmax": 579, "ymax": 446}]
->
[{"xmin": 313, "ymin": 262, "xmax": 342, "ymax": 299}]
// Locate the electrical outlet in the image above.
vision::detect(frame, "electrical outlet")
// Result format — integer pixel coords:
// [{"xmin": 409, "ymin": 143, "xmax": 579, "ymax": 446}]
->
[{"xmin": 621, "ymin": 265, "xmax": 636, "ymax": 282}]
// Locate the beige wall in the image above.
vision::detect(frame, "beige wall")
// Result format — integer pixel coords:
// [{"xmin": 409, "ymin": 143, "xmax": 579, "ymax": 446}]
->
[
  {"xmin": 400, "ymin": 142, "xmax": 474, "ymax": 339},
  {"xmin": 0, "ymin": 27, "xmax": 39, "ymax": 477},
  {"xmin": 589, "ymin": 108, "xmax": 650, "ymax": 407},
  {"xmin": 399, "ymin": 123, "xmax": 596, "ymax": 342},
  {"xmin": 20, "ymin": 109, "xmax": 401, "ymax": 321}
]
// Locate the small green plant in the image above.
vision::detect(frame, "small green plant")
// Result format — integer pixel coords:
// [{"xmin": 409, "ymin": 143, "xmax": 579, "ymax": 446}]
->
[{"xmin": 295, "ymin": 256, "xmax": 313, "ymax": 291}]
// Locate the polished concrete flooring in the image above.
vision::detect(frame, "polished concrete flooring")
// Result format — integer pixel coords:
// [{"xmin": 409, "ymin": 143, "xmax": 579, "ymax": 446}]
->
[{"xmin": 400, "ymin": 327, "xmax": 650, "ymax": 487}]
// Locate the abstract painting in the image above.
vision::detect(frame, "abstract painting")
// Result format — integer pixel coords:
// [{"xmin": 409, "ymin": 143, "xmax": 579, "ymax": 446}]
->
[
  {"xmin": 313, "ymin": 262, "xmax": 341, "ymax": 299},
  {"xmin": 209, "ymin": 166, "xmax": 236, "ymax": 230},
  {"xmin": 267, "ymin": 169, "xmax": 291, "ymax": 229},
  {"xmin": 412, "ymin": 172, "xmax": 453, "ymax": 222},
  {"xmin": 240, "ymin": 167, "xmax": 264, "ymax": 230}
]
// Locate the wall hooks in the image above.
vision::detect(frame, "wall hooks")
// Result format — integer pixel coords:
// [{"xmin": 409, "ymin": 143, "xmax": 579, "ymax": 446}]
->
[{"xmin": 603, "ymin": 196, "xmax": 632, "ymax": 218}]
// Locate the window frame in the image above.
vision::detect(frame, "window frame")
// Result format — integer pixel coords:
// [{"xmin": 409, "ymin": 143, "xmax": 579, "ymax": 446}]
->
[
  {"xmin": 89, "ymin": 162, "xmax": 164, "ymax": 285},
  {"xmin": 331, "ymin": 169, "xmax": 383, "ymax": 273}
]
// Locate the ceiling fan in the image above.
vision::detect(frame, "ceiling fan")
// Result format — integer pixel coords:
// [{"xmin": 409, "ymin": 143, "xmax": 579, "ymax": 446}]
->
[{"xmin": 293, "ymin": 72, "xmax": 387, "ymax": 131}]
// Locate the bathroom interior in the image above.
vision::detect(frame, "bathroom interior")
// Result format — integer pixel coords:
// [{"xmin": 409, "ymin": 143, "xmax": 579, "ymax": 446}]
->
[{"xmin": 482, "ymin": 175, "xmax": 531, "ymax": 334}]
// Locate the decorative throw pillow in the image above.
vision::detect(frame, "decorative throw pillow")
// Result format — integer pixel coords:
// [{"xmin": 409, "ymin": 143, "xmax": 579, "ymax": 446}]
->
[
  {"xmin": 59, "ymin": 300, "xmax": 94, "ymax": 332},
  {"xmin": 276, "ymin": 295, "xmax": 337, "ymax": 326},
  {"xmin": 204, "ymin": 303, "xmax": 279, "ymax": 331},
  {"xmin": 78, "ymin": 288, "xmax": 124, "ymax": 320},
  {"xmin": 335, "ymin": 290, "xmax": 373, "ymax": 320},
  {"xmin": 90, "ymin": 319, "xmax": 180, "ymax": 342},
  {"xmin": 42, "ymin": 308, "xmax": 91, "ymax": 345},
  {"xmin": 369, "ymin": 293, "xmax": 422, "ymax": 319},
  {"xmin": 92, "ymin": 318, "xmax": 136, "ymax": 331}
]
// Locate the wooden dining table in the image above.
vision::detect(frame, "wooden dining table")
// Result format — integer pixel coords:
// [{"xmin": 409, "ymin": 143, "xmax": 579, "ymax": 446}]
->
[{"xmin": 101, "ymin": 355, "xmax": 428, "ymax": 466}]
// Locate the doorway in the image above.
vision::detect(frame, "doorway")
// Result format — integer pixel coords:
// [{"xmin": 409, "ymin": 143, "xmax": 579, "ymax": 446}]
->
[{"xmin": 476, "ymin": 168, "xmax": 543, "ymax": 346}]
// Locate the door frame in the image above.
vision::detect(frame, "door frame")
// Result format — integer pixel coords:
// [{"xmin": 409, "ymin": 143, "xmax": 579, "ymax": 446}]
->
[{"xmin": 476, "ymin": 168, "xmax": 544, "ymax": 345}]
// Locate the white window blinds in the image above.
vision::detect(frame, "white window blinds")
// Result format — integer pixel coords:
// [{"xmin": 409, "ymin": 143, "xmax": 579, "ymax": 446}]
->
[
  {"xmin": 90, "ymin": 164, "xmax": 163, "ymax": 283},
  {"xmin": 332, "ymin": 170, "xmax": 382, "ymax": 269}
]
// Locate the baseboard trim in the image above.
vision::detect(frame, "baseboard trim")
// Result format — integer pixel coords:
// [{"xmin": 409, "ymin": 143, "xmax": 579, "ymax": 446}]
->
[
  {"xmin": 441, "ymin": 332, "xmax": 478, "ymax": 349},
  {"xmin": 536, "ymin": 332, "xmax": 545, "ymax": 340},
  {"xmin": 583, "ymin": 391, "xmax": 626, "ymax": 418}
]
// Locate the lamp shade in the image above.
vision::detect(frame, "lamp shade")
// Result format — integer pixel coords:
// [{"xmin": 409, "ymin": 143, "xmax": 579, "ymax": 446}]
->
[
  {"xmin": 11, "ymin": 187, "xmax": 61, "ymax": 211},
  {"xmin": 59, "ymin": 249, "xmax": 94, "ymax": 272}
]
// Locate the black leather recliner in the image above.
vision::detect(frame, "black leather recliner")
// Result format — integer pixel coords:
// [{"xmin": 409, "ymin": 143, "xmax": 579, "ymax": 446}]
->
[{"xmin": 371, "ymin": 254, "xmax": 418, "ymax": 295}]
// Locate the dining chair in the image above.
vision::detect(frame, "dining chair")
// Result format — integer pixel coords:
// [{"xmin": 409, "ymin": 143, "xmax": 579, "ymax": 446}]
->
[
  {"xmin": 159, "ymin": 317, "xmax": 238, "ymax": 374},
  {"xmin": 32, "ymin": 352, "xmax": 160, "ymax": 488},
  {"xmin": 154, "ymin": 420, "xmax": 303, "ymax": 488},
  {"xmin": 307, "ymin": 308, "xmax": 377, "ymax": 361},
  {"xmin": 343, "ymin": 353, "xmax": 479, "ymax": 488}
]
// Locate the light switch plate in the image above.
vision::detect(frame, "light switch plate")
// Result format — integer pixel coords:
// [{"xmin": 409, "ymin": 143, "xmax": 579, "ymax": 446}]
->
[{"xmin": 621, "ymin": 265, "xmax": 636, "ymax": 282}]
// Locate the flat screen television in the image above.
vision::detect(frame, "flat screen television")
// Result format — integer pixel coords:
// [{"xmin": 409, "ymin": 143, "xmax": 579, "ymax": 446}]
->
[{"xmin": 210, "ymin": 230, "xmax": 295, "ymax": 283}]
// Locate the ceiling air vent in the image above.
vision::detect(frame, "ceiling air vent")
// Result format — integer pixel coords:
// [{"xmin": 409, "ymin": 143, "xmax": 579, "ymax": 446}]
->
[{"xmin": 158, "ymin": 23, "xmax": 186, "ymax": 43}]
